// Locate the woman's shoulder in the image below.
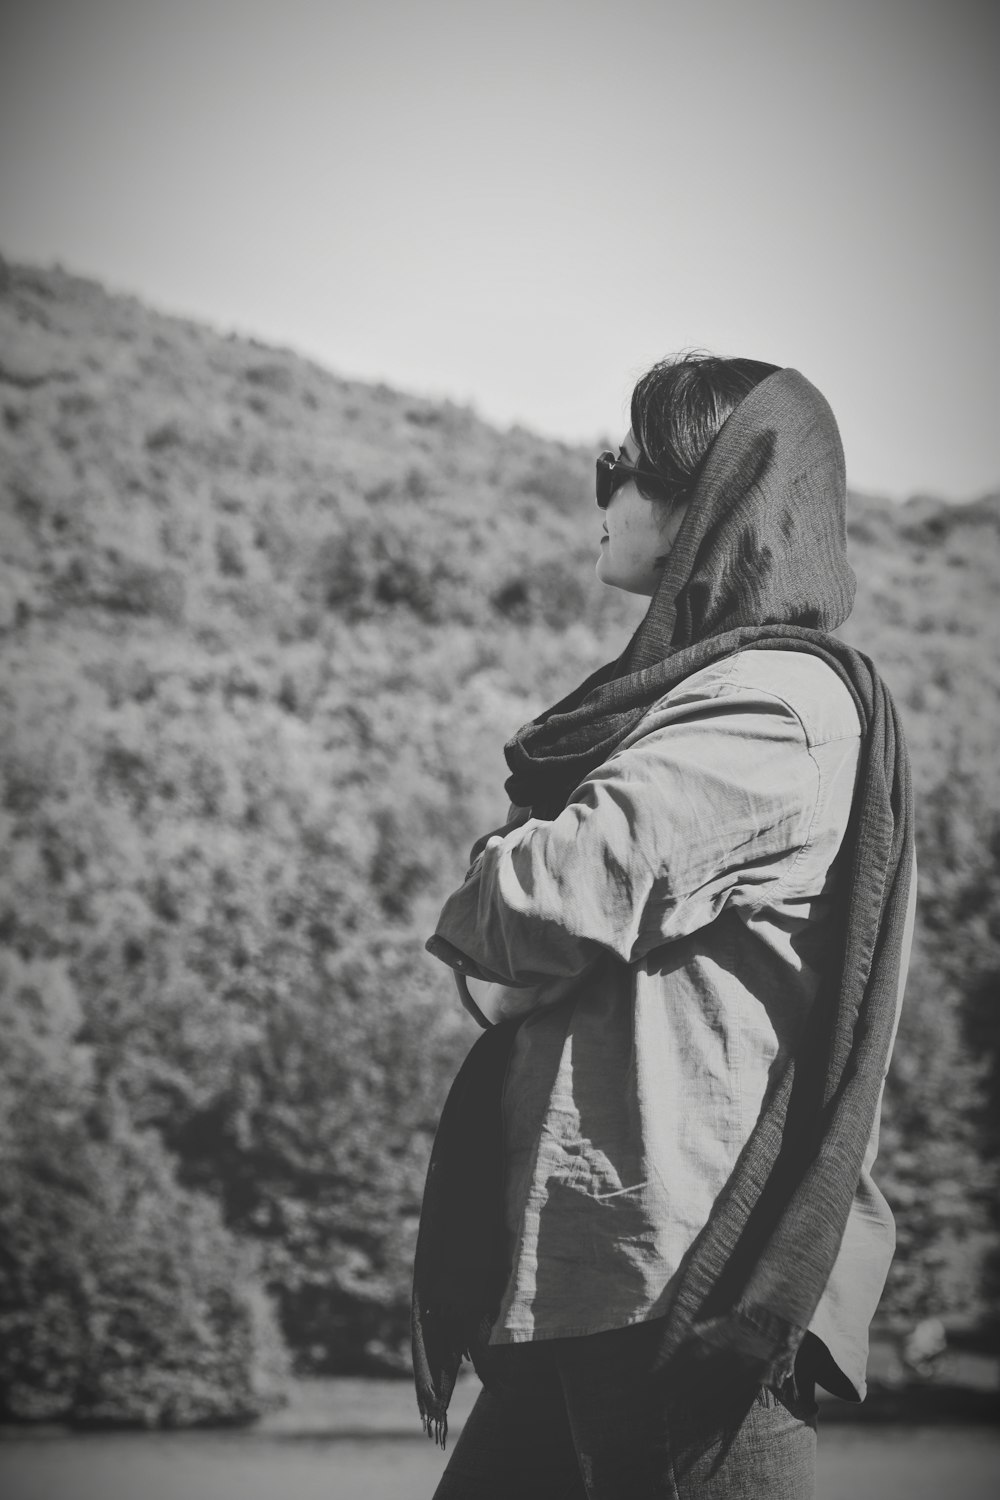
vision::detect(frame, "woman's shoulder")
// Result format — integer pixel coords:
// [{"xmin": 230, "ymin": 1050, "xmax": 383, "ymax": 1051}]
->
[{"xmin": 645, "ymin": 647, "xmax": 862, "ymax": 749}]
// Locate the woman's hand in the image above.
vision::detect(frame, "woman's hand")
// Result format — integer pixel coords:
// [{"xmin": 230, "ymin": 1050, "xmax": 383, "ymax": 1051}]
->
[
  {"xmin": 464, "ymin": 976, "xmax": 537, "ymax": 1024},
  {"xmin": 461, "ymin": 973, "xmax": 579, "ymax": 1025}
]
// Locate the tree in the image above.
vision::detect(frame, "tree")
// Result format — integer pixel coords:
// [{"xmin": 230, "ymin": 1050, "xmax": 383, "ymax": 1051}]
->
[{"xmin": 0, "ymin": 951, "xmax": 287, "ymax": 1426}]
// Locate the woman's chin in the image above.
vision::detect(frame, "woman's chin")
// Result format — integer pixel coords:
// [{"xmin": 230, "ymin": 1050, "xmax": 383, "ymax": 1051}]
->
[{"xmin": 596, "ymin": 556, "xmax": 655, "ymax": 597}]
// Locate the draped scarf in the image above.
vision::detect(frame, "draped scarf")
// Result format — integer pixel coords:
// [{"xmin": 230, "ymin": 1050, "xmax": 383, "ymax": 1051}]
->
[{"xmin": 412, "ymin": 368, "xmax": 914, "ymax": 1445}]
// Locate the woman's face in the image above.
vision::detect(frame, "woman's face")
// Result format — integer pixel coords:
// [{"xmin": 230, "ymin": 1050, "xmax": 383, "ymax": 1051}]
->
[{"xmin": 595, "ymin": 432, "xmax": 690, "ymax": 596}]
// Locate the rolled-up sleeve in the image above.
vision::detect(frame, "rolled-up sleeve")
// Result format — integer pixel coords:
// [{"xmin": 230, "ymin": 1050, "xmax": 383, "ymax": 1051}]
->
[{"xmin": 426, "ymin": 667, "xmax": 820, "ymax": 992}]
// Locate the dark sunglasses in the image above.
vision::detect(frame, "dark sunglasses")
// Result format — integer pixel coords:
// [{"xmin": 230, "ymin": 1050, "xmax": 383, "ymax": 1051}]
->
[{"xmin": 595, "ymin": 449, "xmax": 664, "ymax": 509}]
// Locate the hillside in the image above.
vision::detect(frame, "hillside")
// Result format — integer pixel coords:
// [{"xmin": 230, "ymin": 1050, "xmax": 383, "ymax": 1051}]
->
[{"xmin": 1, "ymin": 260, "xmax": 997, "ymax": 1422}]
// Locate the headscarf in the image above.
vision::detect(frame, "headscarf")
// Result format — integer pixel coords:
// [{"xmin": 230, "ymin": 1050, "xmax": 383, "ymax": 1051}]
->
[{"xmin": 504, "ymin": 368, "xmax": 857, "ymax": 817}]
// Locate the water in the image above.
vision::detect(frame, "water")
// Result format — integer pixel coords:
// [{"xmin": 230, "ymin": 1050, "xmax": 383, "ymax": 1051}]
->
[{"xmin": 2, "ymin": 1380, "xmax": 998, "ymax": 1500}]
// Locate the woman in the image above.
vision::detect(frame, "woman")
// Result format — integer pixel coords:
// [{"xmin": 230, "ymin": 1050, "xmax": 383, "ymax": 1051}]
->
[{"xmin": 413, "ymin": 354, "xmax": 916, "ymax": 1499}]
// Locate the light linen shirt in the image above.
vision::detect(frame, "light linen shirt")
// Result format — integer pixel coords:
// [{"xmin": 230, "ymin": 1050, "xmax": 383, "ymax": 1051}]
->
[{"xmin": 427, "ymin": 649, "xmax": 914, "ymax": 1400}]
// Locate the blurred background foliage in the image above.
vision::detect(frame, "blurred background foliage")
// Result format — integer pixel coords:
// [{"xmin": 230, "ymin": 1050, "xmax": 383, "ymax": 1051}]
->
[{"xmin": 1, "ymin": 261, "xmax": 997, "ymax": 1425}]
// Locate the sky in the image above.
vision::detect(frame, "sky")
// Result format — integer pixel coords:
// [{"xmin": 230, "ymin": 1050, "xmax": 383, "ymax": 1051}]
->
[{"xmin": 1, "ymin": 0, "xmax": 997, "ymax": 500}]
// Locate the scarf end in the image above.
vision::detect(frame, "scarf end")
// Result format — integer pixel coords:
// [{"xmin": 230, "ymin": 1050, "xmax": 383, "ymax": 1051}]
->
[
  {"xmin": 420, "ymin": 1408, "xmax": 449, "ymax": 1450},
  {"xmin": 691, "ymin": 1306, "xmax": 805, "ymax": 1388}
]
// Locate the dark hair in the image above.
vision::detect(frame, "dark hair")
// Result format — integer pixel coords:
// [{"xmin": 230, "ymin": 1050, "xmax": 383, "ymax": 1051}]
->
[{"xmin": 630, "ymin": 352, "xmax": 780, "ymax": 506}]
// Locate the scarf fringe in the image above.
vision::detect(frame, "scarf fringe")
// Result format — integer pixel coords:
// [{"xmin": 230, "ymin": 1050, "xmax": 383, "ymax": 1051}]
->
[
  {"xmin": 691, "ymin": 1307, "xmax": 804, "ymax": 1386},
  {"xmin": 421, "ymin": 1409, "xmax": 448, "ymax": 1450}
]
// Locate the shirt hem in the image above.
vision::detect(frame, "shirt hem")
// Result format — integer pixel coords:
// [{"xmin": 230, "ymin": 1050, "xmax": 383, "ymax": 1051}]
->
[
  {"xmin": 491, "ymin": 1310, "xmax": 868, "ymax": 1402},
  {"xmin": 491, "ymin": 1308, "xmax": 677, "ymax": 1344}
]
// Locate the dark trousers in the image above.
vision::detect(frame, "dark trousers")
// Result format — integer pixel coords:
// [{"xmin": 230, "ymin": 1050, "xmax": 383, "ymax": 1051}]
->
[{"xmin": 432, "ymin": 1319, "xmax": 818, "ymax": 1500}]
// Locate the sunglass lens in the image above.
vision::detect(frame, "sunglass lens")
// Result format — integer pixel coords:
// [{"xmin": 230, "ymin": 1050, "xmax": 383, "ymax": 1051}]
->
[{"xmin": 596, "ymin": 453, "xmax": 614, "ymax": 508}]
